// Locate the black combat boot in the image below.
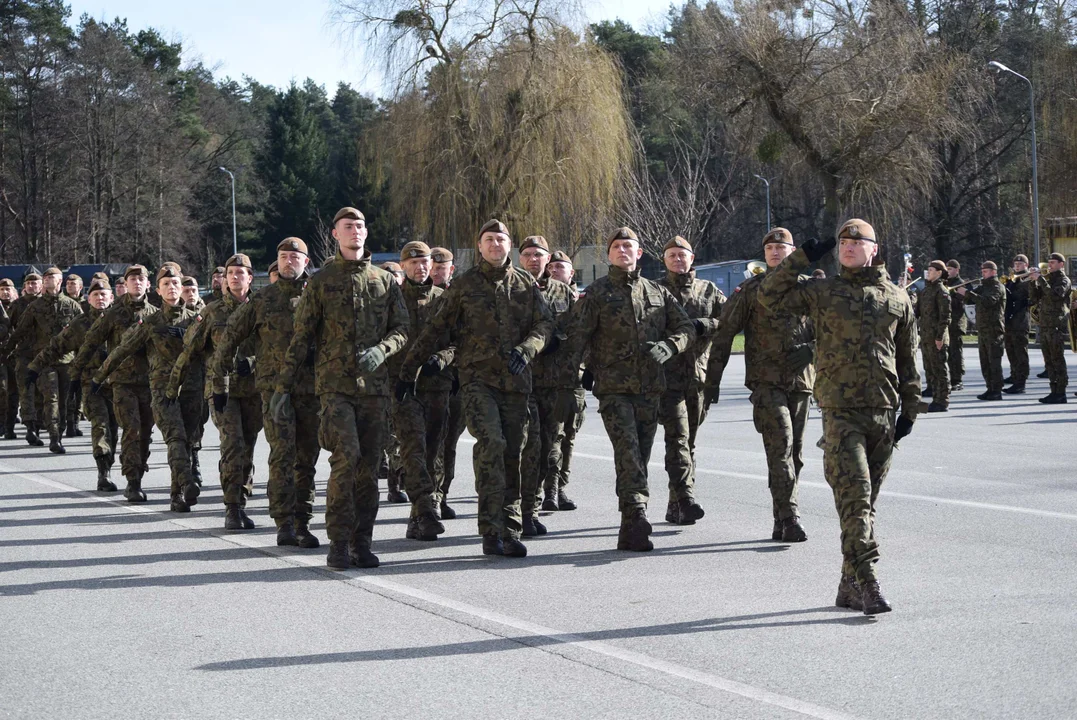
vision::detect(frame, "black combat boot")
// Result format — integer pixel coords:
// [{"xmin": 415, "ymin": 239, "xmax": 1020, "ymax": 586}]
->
[
  {"xmin": 405, "ymin": 517, "xmax": 421, "ymax": 540},
  {"xmin": 771, "ymin": 518, "xmax": 782, "ymax": 541},
  {"xmin": 1037, "ymin": 369, "xmax": 1050, "ymax": 379},
  {"xmin": 295, "ymin": 519, "xmax": 320, "ymax": 548},
  {"xmin": 224, "ymin": 504, "xmax": 245, "ymax": 530},
  {"xmin": 951, "ymin": 382, "xmax": 964, "ymax": 391},
  {"xmin": 326, "ymin": 541, "xmax": 350, "ymax": 570},
  {"xmin": 95, "ymin": 455, "xmax": 117, "ymax": 492},
  {"xmin": 665, "ymin": 501, "xmax": 679, "ymax": 524},
  {"xmin": 502, "ymin": 534, "xmax": 528, "ymax": 557},
  {"xmin": 617, "ymin": 508, "xmax": 653, "ymax": 552},
  {"xmin": 542, "ymin": 481, "xmax": 559, "ymax": 511},
  {"xmin": 65, "ymin": 418, "xmax": 82, "ymax": 438},
  {"xmin": 386, "ymin": 474, "xmax": 408, "ymax": 503},
  {"xmin": 780, "ymin": 516, "xmax": 808, "ymax": 542},
  {"xmin": 1003, "ymin": 375, "xmax": 1013, "ymax": 384},
  {"xmin": 25, "ymin": 422, "xmax": 44, "ymax": 447},
  {"xmin": 190, "ymin": 449, "xmax": 203, "ymax": 486},
  {"xmin": 48, "ymin": 426, "xmax": 65, "ymax": 454},
  {"xmin": 170, "ymin": 494, "xmax": 190, "ymax": 513},
  {"xmin": 860, "ymin": 580, "xmax": 892, "ymax": 615},
  {"xmin": 1002, "ymin": 384, "xmax": 1024, "ymax": 394},
  {"xmin": 921, "ymin": 386, "xmax": 933, "ymax": 398},
  {"xmin": 4, "ymin": 427, "xmax": 16, "ymax": 440},
  {"xmin": 835, "ymin": 575, "xmax": 863, "ymax": 611},
  {"xmin": 522, "ymin": 515, "xmax": 547, "ymax": 537},
  {"xmin": 926, "ymin": 401, "xmax": 949, "ymax": 412},
  {"xmin": 482, "ymin": 532, "xmax": 504, "ymax": 556},
  {"xmin": 1039, "ymin": 393, "xmax": 1067, "ymax": 404},
  {"xmin": 557, "ymin": 488, "xmax": 577, "ymax": 511},
  {"xmin": 415, "ymin": 512, "xmax": 445, "ymax": 541},
  {"xmin": 976, "ymin": 391, "xmax": 1003, "ymax": 401},
  {"xmin": 182, "ymin": 479, "xmax": 199, "ymax": 507},
  {"xmin": 440, "ymin": 500, "xmax": 456, "ymax": 519},
  {"xmin": 677, "ymin": 498, "xmax": 705, "ymax": 525},
  {"xmin": 277, "ymin": 519, "xmax": 298, "ymax": 546},
  {"xmin": 237, "ymin": 506, "xmax": 255, "ymax": 529},
  {"xmin": 349, "ymin": 537, "xmax": 380, "ymax": 568},
  {"xmin": 123, "ymin": 475, "xmax": 147, "ymax": 503}
]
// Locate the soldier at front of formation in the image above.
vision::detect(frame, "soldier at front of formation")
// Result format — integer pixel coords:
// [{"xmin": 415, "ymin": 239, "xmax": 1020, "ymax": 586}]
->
[
  {"xmin": 944, "ymin": 260, "xmax": 967, "ymax": 391},
  {"xmin": 73, "ymin": 265, "xmax": 159, "ymax": 501},
  {"xmin": 180, "ymin": 276, "xmax": 208, "ymax": 484},
  {"xmin": 657, "ymin": 236, "xmax": 725, "ymax": 526},
  {"xmin": 956, "ymin": 261, "xmax": 1007, "ymax": 401},
  {"xmin": 94, "ymin": 266, "xmax": 200, "ymax": 511},
  {"xmin": 544, "ymin": 251, "xmax": 584, "ymax": 508},
  {"xmin": 1029, "ymin": 252, "xmax": 1071, "ymax": 404},
  {"xmin": 169, "ymin": 253, "xmax": 261, "ymax": 529},
  {"xmin": 398, "ymin": 219, "xmax": 553, "ymax": 559},
  {"xmin": 517, "ymin": 235, "xmax": 577, "ymax": 535},
  {"xmin": 31, "ymin": 280, "xmax": 117, "ymax": 490},
  {"xmin": 1002, "ymin": 254, "xmax": 1031, "ymax": 394},
  {"xmin": 208, "ymin": 239, "xmax": 320, "ymax": 548},
  {"xmin": 9, "ymin": 267, "xmax": 84, "ymax": 454},
  {"xmin": 567, "ymin": 227, "xmax": 694, "ymax": 552},
  {"xmin": 916, "ymin": 260, "xmax": 952, "ymax": 412},
  {"xmin": 0, "ymin": 279, "xmax": 20, "ymax": 440},
  {"xmin": 389, "ymin": 241, "xmax": 454, "ymax": 542},
  {"xmin": 429, "ymin": 246, "xmax": 464, "ymax": 519},
  {"xmin": 7, "ymin": 272, "xmax": 42, "ymax": 444},
  {"xmin": 711, "ymin": 228, "xmax": 815, "ymax": 541},
  {"xmin": 759, "ymin": 219, "xmax": 920, "ymax": 616},
  {"xmin": 270, "ymin": 207, "xmax": 408, "ymax": 570}
]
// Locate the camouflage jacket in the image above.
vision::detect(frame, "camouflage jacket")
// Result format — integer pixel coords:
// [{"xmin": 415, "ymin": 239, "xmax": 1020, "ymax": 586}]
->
[
  {"xmin": 963, "ymin": 276, "xmax": 1006, "ymax": 337},
  {"xmin": 96, "ymin": 301, "xmax": 199, "ymax": 392},
  {"xmin": 0, "ymin": 300, "xmax": 10, "ymax": 348},
  {"xmin": 916, "ymin": 278, "xmax": 951, "ymax": 344},
  {"xmin": 6, "ymin": 294, "xmax": 38, "ymax": 359},
  {"xmin": 169, "ymin": 292, "xmax": 256, "ymax": 399},
  {"xmin": 187, "ymin": 296, "xmax": 206, "ymax": 314},
  {"xmin": 1004, "ymin": 277, "xmax": 1030, "ymax": 332},
  {"xmin": 531, "ymin": 275, "xmax": 579, "ymax": 390},
  {"xmin": 945, "ymin": 275, "xmax": 969, "ymax": 332},
  {"xmin": 711, "ymin": 269, "xmax": 814, "ymax": 394},
  {"xmin": 30, "ymin": 307, "xmax": 107, "ymax": 380},
  {"xmin": 399, "ymin": 258, "xmax": 553, "ymax": 394},
  {"xmin": 279, "ymin": 250, "xmax": 408, "ymax": 398},
  {"xmin": 209, "ymin": 277, "xmax": 315, "ymax": 397},
  {"xmin": 73, "ymin": 293, "xmax": 159, "ymax": 385},
  {"xmin": 8, "ymin": 293, "xmax": 83, "ymax": 363},
  {"xmin": 1030, "ymin": 270, "xmax": 1072, "ymax": 332},
  {"xmin": 389, "ymin": 278, "xmax": 454, "ymax": 394},
  {"xmin": 568, "ymin": 265, "xmax": 695, "ymax": 396},
  {"xmin": 759, "ymin": 250, "xmax": 920, "ymax": 420},
  {"xmin": 658, "ymin": 269, "xmax": 726, "ymax": 391}
]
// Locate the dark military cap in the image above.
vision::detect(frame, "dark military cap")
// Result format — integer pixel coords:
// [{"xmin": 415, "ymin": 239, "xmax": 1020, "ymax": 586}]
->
[
  {"xmin": 268, "ymin": 261, "xmax": 279, "ymax": 274},
  {"xmin": 333, "ymin": 207, "xmax": 365, "ymax": 225},
  {"xmin": 156, "ymin": 264, "xmax": 182, "ymax": 282},
  {"xmin": 946, "ymin": 259, "xmax": 960, "ymax": 270},
  {"xmin": 91, "ymin": 271, "xmax": 110, "ymax": 283},
  {"xmin": 43, "ymin": 266, "xmax": 63, "ymax": 277},
  {"xmin": 982, "ymin": 261, "xmax": 998, "ymax": 271},
  {"xmin": 0, "ymin": 279, "xmax": 14, "ymax": 288},
  {"xmin": 380, "ymin": 261, "xmax": 403, "ymax": 274},
  {"xmin": 811, "ymin": 269, "xmax": 827, "ymax": 279},
  {"xmin": 928, "ymin": 260, "xmax": 947, "ymax": 272},
  {"xmin": 606, "ymin": 226, "xmax": 639, "ymax": 250},
  {"xmin": 549, "ymin": 250, "xmax": 572, "ymax": 265},
  {"xmin": 837, "ymin": 219, "xmax": 876, "ymax": 242},
  {"xmin": 479, "ymin": 219, "xmax": 510, "ymax": 238},
  {"xmin": 66, "ymin": 273, "xmax": 82, "ymax": 283},
  {"xmin": 664, "ymin": 236, "xmax": 693, "ymax": 253},
  {"xmin": 520, "ymin": 236, "xmax": 550, "ymax": 254},
  {"xmin": 181, "ymin": 276, "xmax": 198, "ymax": 288},
  {"xmin": 23, "ymin": 272, "xmax": 41, "ymax": 282},
  {"xmin": 124, "ymin": 264, "xmax": 149, "ymax": 279},
  {"xmin": 160, "ymin": 261, "xmax": 183, "ymax": 275},
  {"xmin": 1013, "ymin": 254, "xmax": 1029, "ymax": 264},
  {"xmin": 213, "ymin": 266, "xmax": 225, "ymax": 276},
  {"xmin": 762, "ymin": 228, "xmax": 794, "ymax": 247},
  {"xmin": 277, "ymin": 237, "xmax": 308, "ymax": 255},
  {"xmin": 400, "ymin": 241, "xmax": 432, "ymax": 261},
  {"xmin": 1050, "ymin": 252, "xmax": 1066, "ymax": 263},
  {"xmin": 431, "ymin": 247, "xmax": 454, "ymax": 263},
  {"xmin": 88, "ymin": 279, "xmax": 110, "ymax": 294},
  {"xmin": 224, "ymin": 253, "xmax": 252, "ymax": 270}
]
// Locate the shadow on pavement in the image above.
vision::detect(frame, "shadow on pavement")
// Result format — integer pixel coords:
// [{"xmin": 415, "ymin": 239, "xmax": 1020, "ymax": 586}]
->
[{"xmin": 0, "ymin": 565, "xmax": 326, "ymax": 595}]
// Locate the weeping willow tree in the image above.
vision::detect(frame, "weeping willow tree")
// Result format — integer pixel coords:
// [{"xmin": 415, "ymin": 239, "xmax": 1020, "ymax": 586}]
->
[{"xmin": 334, "ymin": 0, "xmax": 633, "ymax": 254}]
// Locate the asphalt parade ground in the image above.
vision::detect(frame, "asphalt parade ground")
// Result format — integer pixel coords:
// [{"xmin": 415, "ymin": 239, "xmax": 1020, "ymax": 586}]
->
[{"xmin": 2, "ymin": 348, "xmax": 1076, "ymax": 719}]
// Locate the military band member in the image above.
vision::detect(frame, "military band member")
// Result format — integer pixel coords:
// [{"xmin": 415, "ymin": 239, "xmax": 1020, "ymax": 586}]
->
[
  {"xmin": 1029, "ymin": 253, "xmax": 1071, "ymax": 404},
  {"xmin": 956, "ymin": 261, "xmax": 1006, "ymax": 401},
  {"xmin": 1003, "ymin": 254, "xmax": 1031, "ymax": 394},
  {"xmin": 917, "ymin": 261, "xmax": 951, "ymax": 412},
  {"xmin": 944, "ymin": 260, "xmax": 967, "ymax": 391}
]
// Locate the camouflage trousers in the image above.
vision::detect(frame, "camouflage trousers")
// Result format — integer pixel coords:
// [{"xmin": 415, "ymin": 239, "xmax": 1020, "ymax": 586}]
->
[
  {"xmin": 978, "ymin": 333, "xmax": 1005, "ymax": 393},
  {"xmin": 392, "ymin": 390, "xmax": 449, "ymax": 517},
  {"xmin": 520, "ymin": 388, "xmax": 573, "ymax": 517},
  {"xmin": 318, "ymin": 393, "xmax": 387, "ymax": 545},
  {"xmin": 751, "ymin": 386, "xmax": 809, "ymax": 521},
  {"xmin": 461, "ymin": 382, "xmax": 528, "ymax": 538},
  {"xmin": 150, "ymin": 385, "xmax": 197, "ymax": 496},
  {"xmin": 211, "ymin": 394, "xmax": 262, "ymax": 506},
  {"xmin": 37, "ymin": 365, "xmax": 72, "ymax": 436},
  {"xmin": 658, "ymin": 387, "xmax": 707, "ymax": 504},
  {"xmin": 559, "ymin": 389, "xmax": 586, "ymax": 488},
  {"xmin": 261, "ymin": 391, "xmax": 319, "ymax": 524},
  {"xmin": 597, "ymin": 393, "xmax": 659, "ymax": 512},
  {"xmin": 83, "ymin": 381, "xmax": 117, "ymax": 461},
  {"xmin": 820, "ymin": 407, "xmax": 896, "ymax": 583},
  {"xmin": 435, "ymin": 389, "xmax": 466, "ymax": 503},
  {"xmin": 1004, "ymin": 323, "xmax": 1029, "ymax": 385},
  {"xmin": 1041, "ymin": 327, "xmax": 1069, "ymax": 394},
  {"xmin": 920, "ymin": 338, "xmax": 950, "ymax": 406},
  {"xmin": 67, "ymin": 379, "xmax": 82, "ymax": 429},
  {"xmin": 15, "ymin": 357, "xmax": 41, "ymax": 426},
  {"xmin": 112, "ymin": 383, "xmax": 153, "ymax": 479},
  {"xmin": 948, "ymin": 325, "xmax": 965, "ymax": 384},
  {"xmin": 2, "ymin": 364, "xmax": 16, "ymax": 433}
]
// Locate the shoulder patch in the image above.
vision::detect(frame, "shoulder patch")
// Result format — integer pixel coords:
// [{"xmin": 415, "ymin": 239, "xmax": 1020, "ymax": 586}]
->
[
  {"xmin": 734, "ymin": 286, "xmax": 743, "ymax": 293},
  {"xmin": 196, "ymin": 314, "xmax": 203, "ymax": 323}
]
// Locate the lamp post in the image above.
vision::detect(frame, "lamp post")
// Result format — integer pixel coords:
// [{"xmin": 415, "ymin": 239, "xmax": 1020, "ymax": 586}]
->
[
  {"xmin": 753, "ymin": 174, "xmax": 771, "ymax": 230},
  {"xmin": 988, "ymin": 61, "xmax": 1040, "ymax": 267},
  {"xmin": 218, "ymin": 166, "xmax": 237, "ymax": 256}
]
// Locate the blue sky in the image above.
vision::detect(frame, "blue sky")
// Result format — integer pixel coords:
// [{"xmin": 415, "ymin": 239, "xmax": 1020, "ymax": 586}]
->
[{"xmin": 68, "ymin": 0, "xmax": 672, "ymax": 95}]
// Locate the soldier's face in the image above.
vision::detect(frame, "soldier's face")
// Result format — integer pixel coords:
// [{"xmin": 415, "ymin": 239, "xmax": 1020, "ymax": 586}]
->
[
  {"xmin": 65, "ymin": 279, "xmax": 81, "ymax": 297},
  {"xmin": 88, "ymin": 289, "xmax": 112, "ymax": 310},
  {"xmin": 126, "ymin": 274, "xmax": 149, "ymax": 298},
  {"xmin": 520, "ymin": 247, "xmax": 550, "ymax": 278},
  {"xmin": 981, "ymin": 267, "xmax": 996, "ymax": 280},
  {"xmin": 333, "ymin": 219, "xmax": 367, "ymax": 253},
  {"xmin": 1048, "ymin": 259, "xmax": 1063, "ymax": 272},
  {"xmin": 226, "ymin": 266, "xmax": 252, "ymax": 297},
  {"xmin": 430, "ymin": 262, "xmax": 454, "ymax": 286},
  {"xmin": 181, "ymin": 285, "xmax": 199, "ymax": 304},
  {"xmin": 664, "ymin": 248, "xmax": 694, "ymax": 274},
  {"xmin": 547, "ymin": 261, "xmax": 573, "ymax": 285},
  {"xmin": 211, "ymin": 273, "xmax": 223, "ymax": 289},
  {"xmin": 42, "ymin": 274, "xmax": 62, "ymax": 295},
  {"xmin": 608, "ymin": 239, "xmax": 642, "ymax": 271},
  {"xmin": 479, "ymin": 232, "xmax": 511, "ymax": 265},
  {"xmin": 763, "ymin": 242, "xmax": 794, "ymax": 268},
  {"xmin": 946, "ymin": 266, "xmax": 958, "ymax": 278},
  {"xmin": 277, "ymin": 250, "xmax": 308, "ymax": 280},
  {"xmin": 838, "ymin": 237, "xmax": 877, "ymax": 269},
  {"xmin": 158, "ymin": 277, "xmax": 182, "ymax": 306},
  {"xmin": 0, "ymin": 287, "xmax": 13, "ymax": 302},
  {"xmin": 1014, "ymin": 261, "xmax": 1028, "ymax": 272},
  {"xmin": 23, "ymin": 280, "xmax": 41, "ymax": 295},
  {"xmin": 403, "ymin": 257, "xmax": 431, "ymax": 283},
  {"xmin": 926, "ymin": 267, "xmax": 942, "ymax": 282}
]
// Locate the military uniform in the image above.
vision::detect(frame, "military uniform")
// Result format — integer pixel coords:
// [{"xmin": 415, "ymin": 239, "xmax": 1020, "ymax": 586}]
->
[
  {"xmin": 0, "ymin": 286, "xmax": 17, "ymax": 439},
  {"xmin": 182, "ymin": 283, "xmax": 208, "ymax": 482},
  {"xmin": 759, "ymin": 220, "xmax": 919, "ymax": 615},
  {"xmin": 1030, "ymin": 261, "xmax": 1071, "ymax": 401},
  {"xmin": 945, "ymin": 268, "xmax": 967, "ymax": 388},
  {"xmin": 916, "ymin": 264, "xmax": 951, "ymax": 408},
  {"xmin": 1003, "ymin": 268, "xmax": 1031, "ymax": 391},
  {"xmin": 962, "ymin": 268, "xmax": 1006, "ymax": 398},
  {"xmin": 7, "ymin": 284, "xmax": 43, "ymax": 442}
]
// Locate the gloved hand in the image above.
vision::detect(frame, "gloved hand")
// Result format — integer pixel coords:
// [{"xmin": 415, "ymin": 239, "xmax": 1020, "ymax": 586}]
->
[
  {"xmin": 692, "ymin": 319, "xmax": 706, "ymax": 336},
  {"xmin": 269, "ymin": 391, "xmax": 292, "ymax": 425},
  {"xmin": 90, "ymin": 380, "xmax": 103, "ymax": 395},
  {"xmin": 581, "ymin": 368, "xmax": 594, "ymax": 391},
  {"xmin": 646, "ymin": 340, "xmax": 676, "ymax": 365},
  {"xmin": 787, "ymin": 343, "xmax": 814, "ymax": 374},
  {"xmin": 165, "ymin": 326, "xmax": 185, "ymax": 339},
  {"xmin": 802, "ymin": 237, "xmax": 837, "ymax": 263},
  {"xmin": 212, "ymin": 393, "xmax": 228, "ymax": 413},
  {"xmin": 356, "ymin": 347, "xmax": 386, "ymax": 375},
  {"xmin": 540, "ymin": 334, "xmax": 561, "ymax": 355},
  {"xmin": 395, "ymin": 380, "xmax": 415, "ymax": 402},
  {"xmin": 508, "ymin": 347, "xmax": 528, "ymax": 375},
  {"xmin": 704, "ymin": 385, "xmax": 720, "ymax": 407},
  {"xmin": 26, "ymin": 369, "xmax": 38, "ymax": 386},
  {"xmin": 420, "ymin": 356, "xmax": 443, "ymax": 377},
  {"xmin": 69, "ymin": 377, "xmax": 81, "ymax": 396},
  {"xmin": 894, "ymin": 416, "xmax": 914, "ymax": 445},
  {"xmin": 236, "ymin": 358, "xmax": 252, "ymax": 377}
]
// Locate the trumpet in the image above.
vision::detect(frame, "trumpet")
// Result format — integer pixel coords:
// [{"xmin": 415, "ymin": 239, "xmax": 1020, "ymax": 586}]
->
[
  {"xmin": 998, "ymin": 269, "xmax": 1037, "ymax": 283},
  {"xmin": 743, "ymin": 260, "xmax": 768, "ymax": 279}
]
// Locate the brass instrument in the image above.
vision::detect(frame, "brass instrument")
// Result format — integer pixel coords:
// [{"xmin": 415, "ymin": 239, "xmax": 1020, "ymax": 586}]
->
[
  {"xmin": 998, "ymin": 270, "xmax": 1036, "ymax": 284},
  {"xmin": 743, "ymin": 260, "xmax": 768, "ymax": 279}
]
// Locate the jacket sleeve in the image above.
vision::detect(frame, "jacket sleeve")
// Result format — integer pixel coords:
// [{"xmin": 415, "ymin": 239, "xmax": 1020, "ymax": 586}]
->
[
  {"xmin": 30, "ymin": 324, "xmax": 76, "ymax": 373},
  {"xmin": 758, "ymin": 250, "xmax": 817, "ymax": 317},
  {"xmin": 936, "ymin": 287, "xmax": 951, "ymax": 341},
  {"xmin": 566, "ymin": 291, "xmax": 600, "ymax": 371},
  {"xmin": 513, "ymin": 283, "xmax": 554, "ymax": 362},
  {"xmin": 400, "ymin": 286, "xmax": 459, "ymax": 380},
  {"xmin": 71, "ymin": 313, "xmax": 110, "ymax": 376},
  {"xmin": 376, "ymin": 281, "xmax": 409, "ymax": 359},
  {"xmin": 208, "ymin": 302, "xmax": 257, "ymax": 395},
  {"xmin": 896, "ymin": 297, "xmax": 921, "ymax": 421},
  {"xmin": 95, "ymin": 323, "xmax": 149, "ymax": 384},
  {"xmin": 660, "ymin": 286, "xmax": 695, "ymax": 354},
  {"xmin": 278, "ymin": 284, "xmax": 321, "ymax": 393},
  {"xmin": 709, "ymin": 283, "xmax": 751, "ymax": 384},
  {"xmin": 167, "ymin": 314, "xmax": 212, "ymax": 397}
]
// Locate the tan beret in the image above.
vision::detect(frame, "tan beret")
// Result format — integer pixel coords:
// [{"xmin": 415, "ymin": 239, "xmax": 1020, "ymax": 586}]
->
[
  {"xmin": 333, "ymin": 207, "xmax": 365, "ymax": 225},
  {"xmin": 88, "ymin": 279, "xmax": 110, "ymax": 294},
  {"xmin": 267, "ymin": 261, "xmax": 279, "ymax": 274},
  {"xmin": 0, "ymin": 278, "xmax": 14, "ymax": 288},
  {"xmin": 213, "ymin": 266, "xmax": 225, "ymax": 275},
  {"xmin": 836, "ymin": 219, "xmax": 876, "ymax": 242},
  {"xmin": 91, "ymin": 272, "xmax": 110, "ymax": 283},
  {"xmin": 1013, "ymin": 254, "xmax": 1029, "ymax": 264},
  {"xmin": 946, "ymin": 259, "xmax": 960, "ymax": 270},
  {"xmin": 520, "ymin": 236, "xmax": 550, "ymax": 253},
  {"xmin": 380, "ymin": 261, "xmax": 403, "ymax": 274},
  {"xmin": 606, "ymin": 226, "xmax": 639, "ymax": 250},
  {"xmin": 224, "ymin": 253, "xmax": 252, "ymax": 270},
  {"xmin": 400, "ymin": 241, "xmax": 432, "ymax": 262},
  {"xmin": 181, "ymin": 276, "xmax": 198, "ymax": 287},
  {"xmin": 277, "ymin": 237, "xmax": 308, "ymax": 255},
  {"xmin": 982, "ymin": 260, "xmax": 998, "ymax": 271},
  {"xmin": 762, "ymin": 228, "xmax": 794, "ymax": 247},
  {"xmin": 66, "ymin": 274, "xmax": 82, "ymax": 283},
  {"xmin": 1050, "ymin": 252, "xmax": 1066, "ymax": 263},
  {"xmin": 549, "ymin": 250, "xmax": 572, "ymax": 265},
  {"xmin": 156, "ymin": 265, "xmax": 182, "ymax": 282},
  {"xmin": 479, "ymin": 219, "xmax": 510, "ymax": 238},
  {"xmin": 124, "ymin": 264, "xmax": 149, "ymax": 279},
  {"xmin": 23, "ymin": 272, "xmax": 40, "ymax": 282},
  {"xmin": 44, "ymin": 266, "xmax": 62, "ymax": 277},
  {"xmin": 431, "ymin": 247, "xmax": 454, "ymax": 263},
  {"xmin": 160, "ymin": 261, "xmax": 183, "ymax": 274},
  {"xmin": 928, "ymin": 260, "xmax": 947, "ymax": 272},
  {"xmin": 664, "ymin": 236, "xmax": 693, "ymax": 253}
]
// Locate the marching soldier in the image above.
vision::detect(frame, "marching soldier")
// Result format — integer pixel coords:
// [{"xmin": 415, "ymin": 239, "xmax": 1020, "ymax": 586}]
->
[
  {"xmin": 712, "ymin": 228, "xmax": 814, "ymax": 540},
  {"xmin": 271, "ymin": 207, "xmax": 408, "ymax": 570},
  {"xmin": 398, "ymin": 219, "xmax": 553, "ymax": 558},
  {"xmin": 657, "ymin": 236, "xmax": 725, "ymax": 526},
  {"xmin": 0, "ymin": 279, "xmax": 18, "ymax": 439},
  {"xmin": 380, "ymin": 261, "xmax": 405, "ymax": 286},
  {"xmin": 1029, "ymin": 253, "xmax": 1071, "ymax": 404},
  {"xmin": 544, "ymin": 251, "xmax": 583, "ymax": 510},
  {"xmin": 63, "ymin": 273, "xmax": 87, "ymax": 437},
  {"xmin": 430, "ymin": 246, "xmax": 464, "ymax": 519},
  {"xmin": 944, "ymin": 260, "xmax": 967, "ymax": 391},
  {"xmin": 267, "ymin": 261, "xmax": 279, "ymax": 285},
  {"xmin": 759, "ymin": 219, "xmax": 920, "ymax": 615},
  {"xmin": 1003, "ymin": 254, "xmax": 1031, "ymax": 394},
  {"xmin": 8, "ymin": 272, "xmax": 42, "ymax": 445},
  {"xmin": 568, "ymin": 227, "xmax": 694, "ymax": 552},
  {"xmin": 956, "ymin": 261, "xmax": 1006, "ymax": 401},
  {"xmin": 182, "ymin": 277, "xmax": 204, "ymax": 311},
  {"xmin": 917, "ymin": 260, "xmax": 952, "ymax": 412},
  {"xmin": 179, "ymin": 276, "xmax": 207, "ymax": 484}
]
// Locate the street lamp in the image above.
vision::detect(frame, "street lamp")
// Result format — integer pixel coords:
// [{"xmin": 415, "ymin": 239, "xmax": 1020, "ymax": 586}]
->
[
  {"xmin": 988, "ymin": 61, "xmax": 1040, "ymax": 267},
  {"xmin": 753, "ymin": 174, "xmax": 771, "ymax": 229},
  {"xmin": 218, "ymin": 166, "xmax": 238, "ymax": 256}
]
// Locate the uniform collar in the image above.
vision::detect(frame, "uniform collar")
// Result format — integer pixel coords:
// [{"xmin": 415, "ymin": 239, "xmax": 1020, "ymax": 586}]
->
[
  {"xmin": 665, "ymin": 269, "xmax": 695, "ymax": 287},
  {"xmin": 608, "ymin": 265, "xmax": 641, "ymax": 286},
  {"xmin": 479, "ymin": 257, "xmax": 512, "ymax": 281},
  {"xmin": 839, "ymin": 264, "xmax": 888, "ymax": 287}
]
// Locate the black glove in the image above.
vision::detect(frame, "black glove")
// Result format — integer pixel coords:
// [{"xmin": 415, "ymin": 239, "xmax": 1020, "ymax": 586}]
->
[
  {"xmin": 693, "ymin": 319, "xmax": 706, "ymax": 336},
  {"xmin": 236, "ymin": 358, "xmax": 252, "ymax": 377},
  {"xmin": 581, "ymin": 368, "xmax": 594, "ymax": 391},
  {"xmin": 420, "ymin": 356, "xmax": 443, "ymax": 377},
  {"xmin": 450, "ymin": 376, "xmax": 460, "ymax": 396},
  {"xmin": 90, "ymin": 380, "xmax": 103, "ymax": 396},
  {"xmin": 70, "ymin": 377, "xmax": 81, "ymax": 396},
  {"xmin": 787, "ymin": 343, "xmax": 814, "ymax": 374},
  {"xmin": 26, "ymin": 369, "xmax": 38, "ymax": 386},
  {"xmin": 704, "ymin": 385, "xmax": 720, "ymax": 406},
  {"xmin": 540, "ymin": 334, "xmax": 561, "ymax": 355},
  {"xmin": 165, "ymin": 326, "xmax": 185, "ymax": 339},
  {"xmin": 212, "ymin": 392, "xmax": 228, "ymax": 413},
  {"xmin": 395, "ymin": 380, "xmax": 415, "ymax": 402},
  {"xmin": 802, "ymin": 236, "xmax": 837, "ymax": 263},
  {"xmin": 508, "ymin": 348, "xmax": 527, "ymax": 375},
  {"xmin": 894, "ymin": 416, "xmax": 914, "ymax": 445}
]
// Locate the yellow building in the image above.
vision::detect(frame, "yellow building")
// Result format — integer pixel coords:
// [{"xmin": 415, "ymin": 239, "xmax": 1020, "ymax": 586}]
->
[{"xmin": 1047, "ymin": 217, "xmax": 1077, "ymax": 274}]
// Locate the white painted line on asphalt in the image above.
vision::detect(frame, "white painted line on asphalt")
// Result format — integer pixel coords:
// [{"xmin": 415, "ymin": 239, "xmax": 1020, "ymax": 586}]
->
[{"xmin": 5, "ymin": 465, "xmax": 860, "ymax": 720}]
